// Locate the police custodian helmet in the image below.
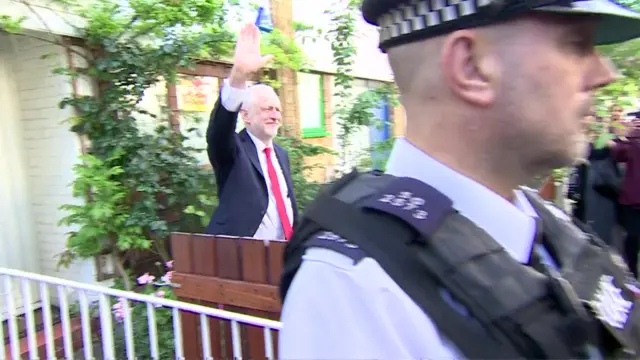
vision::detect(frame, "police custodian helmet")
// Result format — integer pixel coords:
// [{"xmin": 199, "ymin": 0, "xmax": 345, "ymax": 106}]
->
[{"xmin": 361, "ymin": 0, "xmax": 640, "ymax": 51}]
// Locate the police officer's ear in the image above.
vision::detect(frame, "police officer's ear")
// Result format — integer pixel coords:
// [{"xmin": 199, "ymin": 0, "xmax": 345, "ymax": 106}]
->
[{"xmin": 441, "ymin": 29, "xmax": 498, "ymax": 107}]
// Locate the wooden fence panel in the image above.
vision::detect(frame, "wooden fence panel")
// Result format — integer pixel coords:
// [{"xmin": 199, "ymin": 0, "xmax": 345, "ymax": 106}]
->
[{"xmin": 171, "ymin": 233, "xmax": 285, "ymax": 360}]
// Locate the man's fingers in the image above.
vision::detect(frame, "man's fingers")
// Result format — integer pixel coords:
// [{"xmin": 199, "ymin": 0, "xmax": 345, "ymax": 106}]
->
[
  {"xmin": 242, "ymin": 22, "xmax": 253, "ymax": 34},
  {"xmin": 246, "ymin": 23, "xmax": 259, "ymax": 42},
  {"xmin": 238, "ymin": 23, "xmax": 255, "ymax": 44}
]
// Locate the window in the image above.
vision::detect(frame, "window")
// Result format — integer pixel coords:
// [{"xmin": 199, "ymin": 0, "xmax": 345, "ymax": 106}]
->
[
  {"xmin": 297, "ymin": 72, "xmax": 329, "ymax": 138},
  {"xmin": 369, "ymin": 99, "xmax": 392, "ymax": 170}
]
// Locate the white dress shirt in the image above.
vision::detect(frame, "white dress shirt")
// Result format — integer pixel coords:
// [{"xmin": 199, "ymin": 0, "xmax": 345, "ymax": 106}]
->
[
  {"xmin": 219, "ymin": 80, "xmax": 293, "ymax": 240},
  {"xmin": 279, "ymin": 137, "xmax": 569, "ymax": 359}
]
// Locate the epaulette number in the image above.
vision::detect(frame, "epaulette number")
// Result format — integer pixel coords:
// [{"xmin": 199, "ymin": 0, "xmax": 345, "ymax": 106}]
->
[
  {"xmin": 306, "ymin": 231, "xmax": 366, "ymax": 263},
  {"xmin": 316, "ymin": 231, "xmax": 358, "ymax": 249},
  {"xmin": 378, "ymin": 191, "xmax": 429, "ymax": 219}
]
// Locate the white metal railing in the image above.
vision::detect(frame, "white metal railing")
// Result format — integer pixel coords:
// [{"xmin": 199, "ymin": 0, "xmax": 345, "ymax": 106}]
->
[{"xmin": 0, "ymin": 267, "xmax": 282, "ymax": 360}]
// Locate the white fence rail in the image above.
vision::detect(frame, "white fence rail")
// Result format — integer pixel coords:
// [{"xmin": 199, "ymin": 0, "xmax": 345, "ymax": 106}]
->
[{"xmin": 0, "ymin": 267, "xmax": 282, "ymax": 360}]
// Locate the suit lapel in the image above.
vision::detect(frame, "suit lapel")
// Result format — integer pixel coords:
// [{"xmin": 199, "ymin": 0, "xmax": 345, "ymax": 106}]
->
[{"xmin": 239, "ymin": 129, "xmax": 265, "ymax": 178}]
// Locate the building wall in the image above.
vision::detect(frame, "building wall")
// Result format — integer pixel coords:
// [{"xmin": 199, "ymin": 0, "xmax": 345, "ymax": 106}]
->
[
  {"xmin": 287, "ymin": 0, "xmax": 404, "ymax": 181},
  {"xmin": 1, "ymin": 33, "xmax": 98, "ymax": 283},
  {"xmin": 0, "ymin": 0, "xmax": 85, "ymax": 37},
  {"xmin": 291, "ymin": 0, "xmax": 393, "ymax": 82}
]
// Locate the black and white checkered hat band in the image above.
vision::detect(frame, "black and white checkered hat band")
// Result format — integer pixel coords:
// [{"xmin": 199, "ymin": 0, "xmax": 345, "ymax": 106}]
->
[{"xmin": 378, "ymin": 0, "xmax": 496, "ymax": 43}]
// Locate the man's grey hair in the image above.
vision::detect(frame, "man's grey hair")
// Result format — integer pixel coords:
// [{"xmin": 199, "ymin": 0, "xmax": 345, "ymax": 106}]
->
[{"xmin": 241, "ymin": 83, "xmax": 276, "ymax": 111}]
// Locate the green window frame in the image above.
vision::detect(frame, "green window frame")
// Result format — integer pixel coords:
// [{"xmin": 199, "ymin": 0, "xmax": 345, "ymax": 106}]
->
[{"xmin": 298, "ymin": 72, "xmax": 329, "ymax": 138}]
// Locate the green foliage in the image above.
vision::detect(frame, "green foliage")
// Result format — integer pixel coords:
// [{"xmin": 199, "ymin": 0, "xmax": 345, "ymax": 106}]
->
[
  {"xmin": 0, "ymin": 15, "xmax": 26, "ymax": 33},
  {"xmin": 596, "ymin": 0, "xmax": 640, "ymax": 109},
  {"xmin": 275, "ymin": 132, "xmax": 331, "ymax": 212},
  {"xmin": 262, "ymin": 29, "xmax": 308, "ymax": 75},
  {"xmin": 57, "ymin": 152, "xmax": 149, "ymax": 264},
  {"xmin": 325, "ymin": 1, "xmax": 357, "ymax": 167},
  {"xmin": 325, "ymin": 0, "xmax": 399, "ymax": 175}
]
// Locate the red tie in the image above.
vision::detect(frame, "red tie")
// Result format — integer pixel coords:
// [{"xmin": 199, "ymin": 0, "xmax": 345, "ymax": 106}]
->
[{"xmin": 264, "ymin": 147, "xmax": 293, "ymax": 240}]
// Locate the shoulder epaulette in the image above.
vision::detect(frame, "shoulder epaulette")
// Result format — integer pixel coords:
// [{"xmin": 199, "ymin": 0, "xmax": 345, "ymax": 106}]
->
[
  {"xmin": 359, "ymin": 176, "xmax": 455, "ymax": 237},
  {"xmin": 305, "ymin": 231, "xmax": 367, "ymax": 263}
]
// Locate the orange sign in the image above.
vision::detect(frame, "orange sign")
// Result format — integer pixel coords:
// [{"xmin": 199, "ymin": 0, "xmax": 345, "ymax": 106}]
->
[{"xmin": 177, "ymin": 77, "xmax": 214, "ymax": 112}]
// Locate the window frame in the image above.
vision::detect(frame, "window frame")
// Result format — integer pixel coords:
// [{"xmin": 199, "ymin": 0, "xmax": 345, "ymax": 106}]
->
[{"xmin": 298, "ymin": 71, "xmax": 329, "ymax": 138}]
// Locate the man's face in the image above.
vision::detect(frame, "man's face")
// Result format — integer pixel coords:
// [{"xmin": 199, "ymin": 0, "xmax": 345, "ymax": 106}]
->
[
  {"xmin": 611, "ymin": 105, "xmax": 624, "ymax": 121},
  {"xmin": 243, "ymin": 88, "xmax": 282, "ymax": 142},
  {"xmin": 491, "ymin": 14, "xmax": 616, "ymax": 172}
]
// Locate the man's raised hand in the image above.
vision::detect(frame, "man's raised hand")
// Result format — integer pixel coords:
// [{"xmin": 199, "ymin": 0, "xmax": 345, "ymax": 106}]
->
[{"xmin": 230, "ymin": 23, "xmax": 274, "ymax": 87}]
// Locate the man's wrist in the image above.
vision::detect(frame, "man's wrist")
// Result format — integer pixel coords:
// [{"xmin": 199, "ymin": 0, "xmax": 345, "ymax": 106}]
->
[{"xmin": 229, "ymin": 67, "xmax": 249, "ymax": 89}]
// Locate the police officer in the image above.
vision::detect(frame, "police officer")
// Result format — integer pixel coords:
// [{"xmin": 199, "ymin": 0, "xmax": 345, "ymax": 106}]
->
[{"xmin": 278, "ymin": 0, "xmax": 640, "ymax": 359}]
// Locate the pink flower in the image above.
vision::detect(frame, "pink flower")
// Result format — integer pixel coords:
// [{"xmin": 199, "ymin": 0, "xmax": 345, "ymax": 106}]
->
[
  {"xmin": 154, "ymin": 290, "xmax": 165, "ymax": 308},
  {"xmin": 112, "ymin": 298, "xmax": 129, "ymax": 322},
  {"xmin": 137, "ymin": 273, "xmax": 155, "ymax": 285},
  {"xmin": 161, "ymin": 271, "xmax": 174, "ymax": 283},
  {"xmin": 166, "ymin": 260, "xmax": 174, "ymax": 269}
]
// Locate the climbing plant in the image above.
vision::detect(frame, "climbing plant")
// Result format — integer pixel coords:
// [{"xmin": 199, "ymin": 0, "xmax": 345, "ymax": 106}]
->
[
  {"xmin": 325, "ymin": 0, "xmax": 399, "ymax": 175},
  {"xmin": 597, "ymin": 0, "xmax": 640, "ymax": 110},
  {"xmin": 0, "ymin": 0, "xmax": 307, "ymax": 290}
]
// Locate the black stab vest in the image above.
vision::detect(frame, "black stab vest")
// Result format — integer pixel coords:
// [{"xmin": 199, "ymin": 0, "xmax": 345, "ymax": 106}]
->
[{"xmin": 280, "ymin": 170, "xmax": 640, "ymax": 359}]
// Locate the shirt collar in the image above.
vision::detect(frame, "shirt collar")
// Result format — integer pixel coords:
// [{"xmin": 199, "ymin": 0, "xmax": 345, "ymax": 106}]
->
[
  {"xmin": 246, "ymin": 130, "xmax": 272, "ymax": 152},
  {"xmin": 385, "ymin": 137, "xmax": 538, "ymax": 263}
]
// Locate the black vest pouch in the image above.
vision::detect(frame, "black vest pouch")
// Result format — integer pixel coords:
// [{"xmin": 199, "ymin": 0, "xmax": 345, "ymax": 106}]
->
[{"xmin": 524, "ymin": 191, "xmax": 640, "ymax": 356}]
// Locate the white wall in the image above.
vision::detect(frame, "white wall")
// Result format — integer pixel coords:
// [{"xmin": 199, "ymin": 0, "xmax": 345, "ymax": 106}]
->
[
  {"xmin": 293, "ymin": 0, "xmax": 393, "ymax": 82},
  {"xmin": 1, "ymin": 33, "xmax": 98, "ymax": 284},
  {"xmin": 0, "ymin": 0, "xmax": 85, "ymax": 37}
]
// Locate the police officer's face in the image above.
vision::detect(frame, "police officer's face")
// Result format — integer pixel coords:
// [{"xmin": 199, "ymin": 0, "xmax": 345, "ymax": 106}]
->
[{"xmin": 490, "ymin": 14, "xmax": 617, "ymax": 171}]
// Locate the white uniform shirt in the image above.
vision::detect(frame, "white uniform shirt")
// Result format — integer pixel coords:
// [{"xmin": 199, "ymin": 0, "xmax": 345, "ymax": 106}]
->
[
  {"xmin": 279, "ymin": 137, "xmax": 559, "ymax": 359},
  {"xmin": 219, "ymin": 81, "xmax": 293, "ymax": 240}
]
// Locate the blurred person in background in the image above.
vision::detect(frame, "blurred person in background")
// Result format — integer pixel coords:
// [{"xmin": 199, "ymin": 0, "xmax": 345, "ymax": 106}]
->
[
  {"xmin": 610, "ymin": 104, "xmax": 625, "ymax": 126},
  {"xmin": 567, "ymin": 114, "xmax": 620, "ymax": 246},
  {"xmin": 610, "ymin": 113, "xmax": 640, "ymax": 278}
]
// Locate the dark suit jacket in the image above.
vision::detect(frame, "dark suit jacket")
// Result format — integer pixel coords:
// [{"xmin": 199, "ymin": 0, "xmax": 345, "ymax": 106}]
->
[{"xmin": 205, "ymin": 98, "xmax": 299, "ymax": 237}]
